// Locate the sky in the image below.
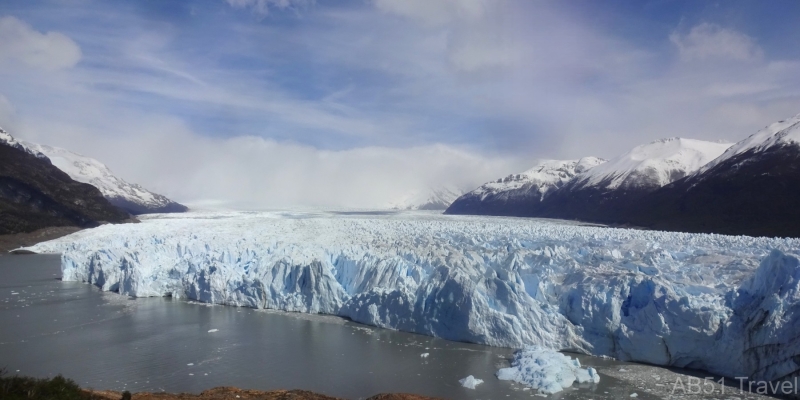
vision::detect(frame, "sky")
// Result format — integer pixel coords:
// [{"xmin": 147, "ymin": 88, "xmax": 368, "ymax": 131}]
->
[{"xmin": 0, "ymin": 0, "xmax": 799, "ymax": 208}]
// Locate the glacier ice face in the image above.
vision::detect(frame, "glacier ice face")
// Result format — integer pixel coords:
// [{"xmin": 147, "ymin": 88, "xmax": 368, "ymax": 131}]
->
[
  {"xmin": 26, "ymin": 211, "xmax": 800, "ymax": 383},
  {"xmin": 496, "ymin": 346, "xmax": 599, "ymax": 394}
]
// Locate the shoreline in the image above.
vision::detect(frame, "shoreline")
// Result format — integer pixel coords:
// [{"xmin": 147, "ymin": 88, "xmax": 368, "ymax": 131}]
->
[
  {"xmin": 0, "ymin": 226, "xmax": 83, "ymax": 254},
  {"xmin": 86, "ymin": 387, "xmax": 442, "ymax": 400}
]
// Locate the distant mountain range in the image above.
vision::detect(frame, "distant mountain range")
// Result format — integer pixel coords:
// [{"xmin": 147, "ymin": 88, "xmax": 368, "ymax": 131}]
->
[
  {"xmin": 447, "ymin": 112, "xmax": 800, "ymax": 238},
  {"xmin": 388, "ymin": 186, "xmax": 463, "ymax": 210},
  {"xmin": 445, "ymin": 158, "xmax": 605, "ymax": 216},
  {"xmin": 0, "ymin": 127, "xmax": 187, "ymax": 235}
]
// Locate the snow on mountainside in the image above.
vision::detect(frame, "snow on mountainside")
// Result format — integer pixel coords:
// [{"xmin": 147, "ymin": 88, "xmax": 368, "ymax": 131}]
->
[
  {"xmin": 627, "ymin": 112, "xmax": 800, "ymax": 237},
  {"xmin": 20, "ymin": 141, "xmax": 187, "ymax": 215},
  {"xmin": 470, "ymin": 157, "xmax": 606, "ymax": 201},
  {"xmin": 0, "ymin": 127, "xmax": 47, "ymax": 159},
  {"xmin": 444, "ymin": 157, "xmax": 605, "ymax": 216},
  {"xmin": 388, "ymin": 186, "xmax": 463, "ymax": 210},
  {"xmin": 696, "ymin": 112, "xmax": 800, "ymax": 175},
  {"xmin": 0, "ymin": 127, "xmax": 131, "ymax": 234},
  {"xmin": 571, "ymin": 138, "xmax": 732, "ymax": 191},
  {"xmin": 24, "ymin": 211, "xmax": 800, "ymax": 387}
]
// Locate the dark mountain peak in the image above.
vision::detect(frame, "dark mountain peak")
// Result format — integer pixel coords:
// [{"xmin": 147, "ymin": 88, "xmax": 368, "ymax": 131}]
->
[
  {"xmin": 446, "ymin": 111, "xmax": 800, "ymax": 237},
  {"xmin": 0, "ymin": 127, "xmax": 47, "ymax": 160},
  {"xmin": 0, "ymin": 133, "xmax": 133, "ymax": 235}
]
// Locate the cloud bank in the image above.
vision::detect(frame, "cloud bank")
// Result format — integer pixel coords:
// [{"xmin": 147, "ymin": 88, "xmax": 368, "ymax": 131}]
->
[{"xmin": 0, "ymin": 0, "xmax": 798, "ymax": 208}]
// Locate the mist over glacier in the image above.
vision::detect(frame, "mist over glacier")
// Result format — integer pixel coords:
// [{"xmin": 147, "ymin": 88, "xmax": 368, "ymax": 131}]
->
[{"xmin": 26, "ymin": 210, "xmax": 800, "ymax": 385}]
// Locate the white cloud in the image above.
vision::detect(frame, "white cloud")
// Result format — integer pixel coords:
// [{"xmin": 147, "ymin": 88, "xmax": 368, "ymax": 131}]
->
[
  {"xmin": 373, "ymin": 0, "xmax": 490, "ymax": 26},
  {"xmin": 10, "ymin": 116, "xmax": 523, "ymax": 209},
  {"xmin": 670, "ymin": 23, "xmax": 763, "ymax": 62},
  {"xmin": 447, "ymin": 27, "xmax": 520, "ymax": 73},
  {"xmin": 225, "ymin": 0, "xmax": 313, "ymax": 16},
  {"xmin": 371, "ymin": 0, "xmax": 519, "ymax": 74},
  {"xmin": 0, "ymin": 94, "xmax": 15, "ymax": 127},
  {"xmin": 0, "ymin": 16, "xmax": 81, "ymax": 70},
  {"xmin": 2, "ymin": 5, "xmax": 800, "ymax": 210}
]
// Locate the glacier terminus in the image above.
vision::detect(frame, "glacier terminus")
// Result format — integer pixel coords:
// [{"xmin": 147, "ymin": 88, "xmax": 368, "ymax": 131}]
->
[{"xmin": 24, "ymin": 210, "xmax": 800, "ymax": 391}]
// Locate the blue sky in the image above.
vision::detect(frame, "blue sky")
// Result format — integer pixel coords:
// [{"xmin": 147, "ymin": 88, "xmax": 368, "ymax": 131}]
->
[{"xmin": 0, "ymin": 0, "xmax": 799, "ymax": 207}]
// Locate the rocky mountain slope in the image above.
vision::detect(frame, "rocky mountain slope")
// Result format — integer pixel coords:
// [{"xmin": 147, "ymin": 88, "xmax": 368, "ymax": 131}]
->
[
  {"xmin": 630, "ymin": 114, "xmax": 800, "ymax": 237},
  {"xmin": 446, "ymin": 112, "xmax": 800, "ymax": 237},
  {"xmin": 534, "ymin": 138, "xmax": 731, "ymax": 223},
  {"xmin": 21, "ymin": 141, "xmax": 187, "ymax": 215},
  {"xmin": 0, "ymin": 128, "xmax": 132, "ymax": 235},
  {"xmin": 445, "ymin": 158, "xmax": 605, "ymax": 216}
]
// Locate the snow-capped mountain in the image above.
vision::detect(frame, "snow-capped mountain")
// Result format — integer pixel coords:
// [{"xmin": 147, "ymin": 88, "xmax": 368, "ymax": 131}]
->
[
  {"xmin": 534, "ymin": 138, "xmax": 732, "ymax": 223},
  {"xmin": 630, "ymin": 112, "xmax": 800, "ymax": 237},
  {"xmin": 0, "ymin": 128, "xmax": 47, "ymax": 159},
  {"xmin": 696, "ymin": 113, "xmax": 800, "ymax": 175},
  {"xmin": 0, "ymin": 127, "xmax": 131, "ymax": 234},
  {"xmin": 449, "ymin": 111, "xmax": 800, "ymax": 237},
  {"xmin": 570, "ymin": 138, "xmax": 732, "ymax": 191},
  {"xmin": 445, "ymin": 157, "xmax": 605, "ymax": 216},
  {"xmin": 388, "ymin": 186, "xmax": 463, "ymax": 210},
  {"xmin": 19, "ymin": 139, "xmax": 187, "ymax": 215},
  {"xmin": 471, "ymin": 157, "xmax": 605, "ymax": 201}
]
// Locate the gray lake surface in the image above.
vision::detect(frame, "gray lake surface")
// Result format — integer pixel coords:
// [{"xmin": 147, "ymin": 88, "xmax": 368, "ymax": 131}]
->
[{"xmin": 0, "ymin": 255, "xmax": 774, "ymax": 400}]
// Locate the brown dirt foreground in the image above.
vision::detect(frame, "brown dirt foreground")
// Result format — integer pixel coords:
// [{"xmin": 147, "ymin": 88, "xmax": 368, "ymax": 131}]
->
[{"xmin": 87, "ymin": 387, "xmax": 445, "ymax": 400}]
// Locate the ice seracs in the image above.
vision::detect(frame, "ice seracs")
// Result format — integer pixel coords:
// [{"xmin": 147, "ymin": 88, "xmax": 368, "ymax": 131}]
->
[
  {"xmin": 25, "ymin": 211, "xmax": 800, "ymax": 390},
  {"xmin": 496, "ymin": 347, "xmax": 599, "ymax": 394}
]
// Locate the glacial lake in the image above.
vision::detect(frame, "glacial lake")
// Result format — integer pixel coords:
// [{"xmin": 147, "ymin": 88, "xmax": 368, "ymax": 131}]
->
[{"xmin": 0, "ymin": 255, "xmax": 773, "ymax": 400}]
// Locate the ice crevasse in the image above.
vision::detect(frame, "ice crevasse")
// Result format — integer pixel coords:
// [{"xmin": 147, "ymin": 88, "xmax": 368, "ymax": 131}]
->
[{"xmin": 26, "ymin": 211, "xmax": 800, "ymax": 385}]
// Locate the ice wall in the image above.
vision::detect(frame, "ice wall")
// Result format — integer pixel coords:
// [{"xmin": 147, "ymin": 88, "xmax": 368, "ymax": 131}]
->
[{"xmin": 28, "ymin": 211, "xmax": 800, "ymax": 384}]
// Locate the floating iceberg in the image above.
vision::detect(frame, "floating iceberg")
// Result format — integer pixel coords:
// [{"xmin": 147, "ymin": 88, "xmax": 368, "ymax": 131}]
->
[
  {"xmin": 458, "ymin": 375, "xmax": 484, "ymax": 389},
  {"xmin": 26, "ymin": 211, "xmax": 800, "ymax": 385},
  {"xmin": 496, "ymin": 346, "xmax": 599, "ymax": 394}
]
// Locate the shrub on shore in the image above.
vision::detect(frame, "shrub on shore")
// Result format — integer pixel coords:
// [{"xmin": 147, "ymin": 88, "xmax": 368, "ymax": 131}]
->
[{"xmin": 0, "ymin": 368, "xmax": 96, "ymax": 399}]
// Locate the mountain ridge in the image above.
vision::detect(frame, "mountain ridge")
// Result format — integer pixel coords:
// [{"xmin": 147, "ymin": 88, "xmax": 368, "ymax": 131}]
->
[
  {"xmin": 0, "ymin": 127, "xmax": 133, "ymax": 235},
  {"xmin": 388, "ymin": 186, "xmax": 463, "ymax": 211},
  {"xmin": 19, "ymin": 141, "xmax": 188, "ymax": 215},
  {"xmin": 445, "ymin": 157, "xmax": 605, "ymax": 216},
  {"xmin": 446, "ymin": 114, "xmax": 800, "ymax": 237}
]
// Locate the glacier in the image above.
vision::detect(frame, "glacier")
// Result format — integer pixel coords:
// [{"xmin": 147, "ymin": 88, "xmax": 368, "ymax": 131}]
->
[{"xmin": 25, "ymin": 210, "xmax": 800, "ymax": 386}]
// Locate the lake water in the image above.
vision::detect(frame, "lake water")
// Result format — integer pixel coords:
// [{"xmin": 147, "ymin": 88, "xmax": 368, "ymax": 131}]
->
[{"xmin": 0, "ymin": 255, "xmax": 772, "ymax": 400}]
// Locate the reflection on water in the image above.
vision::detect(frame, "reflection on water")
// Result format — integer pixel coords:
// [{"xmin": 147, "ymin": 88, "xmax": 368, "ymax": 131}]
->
[{"xmin": 0, "ymin": 255, "xmax": 770, "ymax": 400}]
